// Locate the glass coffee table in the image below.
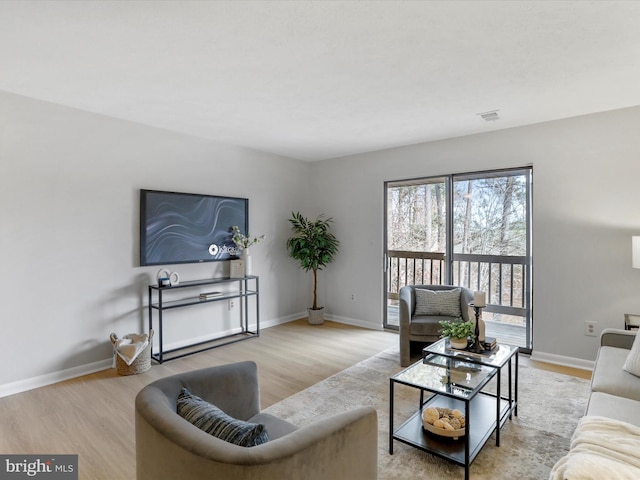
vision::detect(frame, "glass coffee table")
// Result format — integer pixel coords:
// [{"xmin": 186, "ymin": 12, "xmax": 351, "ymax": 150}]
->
[
  {"xmin": 423, "ymin": 337, "xmax": 519, "ymax": 445},
  {"xmin": 389, "ymin": 347, "xmax": 515, "ymax": 480}
]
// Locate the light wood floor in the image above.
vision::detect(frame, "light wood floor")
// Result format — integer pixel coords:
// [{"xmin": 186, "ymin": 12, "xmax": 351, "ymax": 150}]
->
[{"xmin": 0, "ymin": 319, "xmax": 590, "ymax": 479}]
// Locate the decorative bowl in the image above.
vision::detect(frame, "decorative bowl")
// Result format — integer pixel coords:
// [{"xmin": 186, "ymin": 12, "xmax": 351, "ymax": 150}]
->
[{"xmin": 421, "ymin": 407, "xmax": 466, "ymax": 440}]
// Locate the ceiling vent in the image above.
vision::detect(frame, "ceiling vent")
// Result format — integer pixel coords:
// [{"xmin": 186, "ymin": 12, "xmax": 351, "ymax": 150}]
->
[{"xmin": 478, "ymin": 110, "xmax": 500, "ymax": 122}]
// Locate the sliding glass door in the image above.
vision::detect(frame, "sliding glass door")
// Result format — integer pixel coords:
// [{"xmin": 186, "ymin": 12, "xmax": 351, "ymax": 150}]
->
[
  {"xmin": 384, "ymin": 168, "xmax": 532, "ymax": 351},
  {"xmin": 384, "ymin": 177, "xmax": 448, "ymax": 327}
]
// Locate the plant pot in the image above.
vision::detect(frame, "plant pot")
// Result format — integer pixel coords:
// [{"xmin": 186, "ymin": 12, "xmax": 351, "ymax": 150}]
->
[
  {"xmin": 307, "ymin": 307, "xmax": 325, "ymax": 325},
  {"xmin": 449, "ymin": 337, "xmax": 468, "ymax": 350}
]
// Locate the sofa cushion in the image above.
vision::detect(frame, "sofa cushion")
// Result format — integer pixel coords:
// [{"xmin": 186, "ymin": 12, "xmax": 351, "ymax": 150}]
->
[
  {"xmin": 586, "ymin": 392, "xmax": 640, "ymax": 428},
  {"xmin": 414, "ymin": 288, "xmax": 462, "ymax": 317},
  {"xmin": 591, "ymin": 346, "xmax": 640, "ymax": 401},
  {"xmin": 177, "ymin": 388, "xmax": 269, "ymax": 447},
  {"xmin": 623, "ymin": 331, "xmax": 640, "ymax": 377}
]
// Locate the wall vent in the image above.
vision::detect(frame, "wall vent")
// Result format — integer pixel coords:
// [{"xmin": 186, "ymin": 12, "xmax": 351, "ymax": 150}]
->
[{"xmin": 478, "ymin": 110, "xmax": 500, "ymax": 122}]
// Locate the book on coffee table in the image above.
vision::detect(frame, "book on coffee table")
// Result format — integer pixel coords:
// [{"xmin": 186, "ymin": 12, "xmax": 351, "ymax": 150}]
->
[{"xmin": 483, "ymin": 337, "xmax": 497, "ymax": 350}]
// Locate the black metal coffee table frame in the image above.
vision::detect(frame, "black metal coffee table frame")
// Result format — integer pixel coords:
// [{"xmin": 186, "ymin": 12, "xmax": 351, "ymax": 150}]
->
[
  {"xmin": 423, "ymin": 337, "xmax": 520, "ymax": 446},
  {"xmin": 389, "ymin": 344, "xmax": 517, "ymax": 480}
]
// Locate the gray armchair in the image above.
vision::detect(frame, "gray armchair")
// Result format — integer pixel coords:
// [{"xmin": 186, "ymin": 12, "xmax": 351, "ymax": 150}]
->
[
  {"xmin": 135, "ymin": 361, "xmax": 378, "ymax": 480},
  {"xmin": 399, "ymin": 284, "xmax": 474, "ymax": 366}
]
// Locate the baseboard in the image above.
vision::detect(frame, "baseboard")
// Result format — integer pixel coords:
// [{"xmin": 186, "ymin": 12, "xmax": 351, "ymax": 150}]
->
[
  {"xmin": 325, "ymin": 314, "xmax": 383, "ymax": 331},
  {"xmin": 0, "ymin": 314, "xmax": 302, "ymax": 399},
  {"xmin": 530, "ymin": 350, "xmax": 594, "ymax": 372},
  {"xmin": 0, "ymin": 358, "xmax": 113, "ymax": 399},
  {"xmin": 261, "ymin": 312, "xmax": 305, "ymax": 329}
]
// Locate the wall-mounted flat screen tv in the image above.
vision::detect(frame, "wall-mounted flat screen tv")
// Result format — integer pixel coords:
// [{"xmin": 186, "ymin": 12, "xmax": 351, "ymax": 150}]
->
[{"xmin": 140, "ymin": 189, "xmax": 248, "ymax": 266}]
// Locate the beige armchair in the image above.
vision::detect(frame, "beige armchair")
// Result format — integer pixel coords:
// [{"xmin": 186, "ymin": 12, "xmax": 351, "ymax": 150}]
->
[
  {"xmin": 135, "ymin": 361, "xmax": 378, "ymax": 480},
  {"xmin": 399, "ymin": 284, "xmax": 474, "ymax": 366}
]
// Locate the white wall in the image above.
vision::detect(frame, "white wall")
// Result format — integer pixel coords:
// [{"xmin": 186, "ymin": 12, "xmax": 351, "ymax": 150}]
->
[
  {"xmin": 0, "ymin": 91, "xmax": 312, "ymax": 392},
  {"xmin": 312, "ymin": 106, "xmax": 640, "ymax": 366}
]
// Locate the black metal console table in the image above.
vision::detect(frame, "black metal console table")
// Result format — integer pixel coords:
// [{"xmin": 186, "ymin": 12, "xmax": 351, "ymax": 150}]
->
[{"xmin": 148, "ymin": 275, "xmax": 259, "ymax": 363}]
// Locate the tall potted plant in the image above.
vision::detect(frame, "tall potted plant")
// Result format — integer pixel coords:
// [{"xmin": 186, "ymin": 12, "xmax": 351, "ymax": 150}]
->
[{"xmin": 286, "ymin": 211, "xmax": 340, "ymax": 325}]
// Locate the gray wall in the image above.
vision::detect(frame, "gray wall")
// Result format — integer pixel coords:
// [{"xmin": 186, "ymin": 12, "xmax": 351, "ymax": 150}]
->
[
  {"xmin": 312, "ymin": 106, "xmax": 640, "ymax": 368},
  {"xmin": 2, "ymin": 89, "xmax": 639, "ymax": 394},
  {"xmin": 0, "ymin": 91, "xmax": 312, "ymax": 392}
]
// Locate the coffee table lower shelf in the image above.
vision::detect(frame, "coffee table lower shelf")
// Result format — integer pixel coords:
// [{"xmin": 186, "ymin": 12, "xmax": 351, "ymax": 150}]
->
[{"xmin": 392, "ymin": 393, "xmax": 510, "ymax": 469}]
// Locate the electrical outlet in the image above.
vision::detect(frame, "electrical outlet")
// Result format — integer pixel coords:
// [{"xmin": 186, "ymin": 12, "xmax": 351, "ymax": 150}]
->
[
  {"xmin": 351, "ymin": 293, "xmax": 355, "ymax": 301},
  {"xmin": 584, "ymin": 321, "xmax": 597, "ymax": 336},
  {"xmin": 228, "ymin": 299, "xmax": 234, "ymax": 310}
]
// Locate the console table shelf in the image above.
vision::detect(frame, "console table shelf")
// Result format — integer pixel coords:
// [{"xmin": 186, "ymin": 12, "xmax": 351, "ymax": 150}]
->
[{"xmin": 148, "ymin": 275, "xmax": 259, "ymax": 363}]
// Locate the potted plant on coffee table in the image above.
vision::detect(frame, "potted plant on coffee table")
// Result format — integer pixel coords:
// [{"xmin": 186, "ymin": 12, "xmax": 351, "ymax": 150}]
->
[
  {"xmin": 286, "ymin": 211, "xmax": 340, "ymax": 325},
  {"xmin": 439, "ymin": 318, "xmax": 475, "ymax": 350}
]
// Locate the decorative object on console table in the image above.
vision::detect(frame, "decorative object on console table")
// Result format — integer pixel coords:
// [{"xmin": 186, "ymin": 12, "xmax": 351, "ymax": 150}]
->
[
  {"xmin": 232, "ymin": 225, "xmax": 264, "ymax": 276},
  {"xmin": 229, "ymin": 259, "xmax": 245, "ymax": 278},
  {"xmin": 157, "ymin": 268, "xmax": 171, "ymax": 287},
  {"xmin": 286, "ymin": 211, "xmax": 340, "ymax": 325},
  {"xmin": 157, "ymin": 268, "xmax": 180, "ymax": 286},
  {"xmin": 241, "ymin": 248, "xmax": 252, "ymax": 275},
  {"xmin": 199, "ymin": 291, "xmax": 223, "ymax": 300},
  {"xmin": 157, "ymin": 269, "xmax": 170, "ymax": 282}
]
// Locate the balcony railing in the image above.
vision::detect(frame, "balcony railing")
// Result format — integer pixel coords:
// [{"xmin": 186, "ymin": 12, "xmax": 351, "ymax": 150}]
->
[
  {"xmin": 387, "ymin": 250, "xmax": 529, "ymax": 319},
  {"xmin": 386, "ymin": 250, "xmax": 445, "ymax": 300}
]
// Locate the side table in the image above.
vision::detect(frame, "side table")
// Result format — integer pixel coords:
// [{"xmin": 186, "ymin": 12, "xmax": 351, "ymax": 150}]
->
[
  {"xmin": 422, "ymin": 337, "xmax": 519, "ymax": 446},
  {"xmin": 389, "ymin": 356, "xmax": 510, "ymax": 480}
]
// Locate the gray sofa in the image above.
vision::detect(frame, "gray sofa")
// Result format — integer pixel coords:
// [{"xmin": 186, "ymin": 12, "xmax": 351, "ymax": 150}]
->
[
  {"xmin": 586, "ymin": 328, "xmax": 640, "ymax": 424},
  {"xmin": 399, "ymin": 284, "xmax": 474, "ymax": 366},
  {"xmin": 550, "ymin": 328, "xmax": 640, "ymax": 479},
  {"xmin": 135, "ymin": 361, "xmax": 378, "ymax": 480}
]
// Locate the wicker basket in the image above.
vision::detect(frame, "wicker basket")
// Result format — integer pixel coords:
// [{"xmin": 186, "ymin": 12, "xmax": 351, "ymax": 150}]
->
[{"xmin": 110, "ymin": 330, "xmax": 154, "ymax": 376}]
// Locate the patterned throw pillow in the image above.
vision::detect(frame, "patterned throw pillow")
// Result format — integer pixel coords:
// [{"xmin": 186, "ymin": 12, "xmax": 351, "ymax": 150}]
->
[
  {"xmin": 414, "ymin": 288, "xmax": 462, "ymax": 317},
  {"xmin": 623, "ymin": 334, "xmax": 640, "ymax": 377},
  {"xmin": 177, "ymin": 388, "xmax": 269, "ymax": 447}
]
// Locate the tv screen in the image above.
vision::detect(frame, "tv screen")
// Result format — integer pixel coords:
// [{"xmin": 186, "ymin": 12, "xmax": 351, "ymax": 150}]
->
[{"xmin": 140, "ymin": 189, "xmax": 248, "ymax": 266}]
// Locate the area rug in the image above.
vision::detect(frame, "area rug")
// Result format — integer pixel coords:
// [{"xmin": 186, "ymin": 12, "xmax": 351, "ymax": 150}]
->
[{"xmin": 264, "ymin": 346, "xmax": 590, "ymax": 480}]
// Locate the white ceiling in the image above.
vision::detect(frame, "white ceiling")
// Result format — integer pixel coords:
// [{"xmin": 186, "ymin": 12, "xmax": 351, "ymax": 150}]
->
[{"xmin": 2, "ymin": 1, "xmax": 640, "ymax": 161}]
